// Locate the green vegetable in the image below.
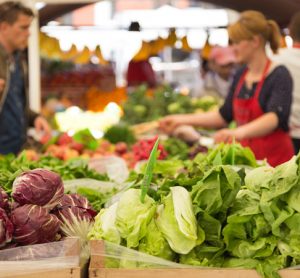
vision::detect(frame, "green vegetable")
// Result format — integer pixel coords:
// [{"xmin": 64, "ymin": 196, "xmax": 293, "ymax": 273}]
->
[
  {"xmin": 162, "ymin": 138, "xmax": 189, "ymax": 160},
  {"xmin": 104, "ymin": 123, "xmax": 136, "ymax": 145},
  {"xmin": 115, "ymin": 188, "xmax": 156, "ymax": 248},
  {"xmin": 156, "ymin": 186, "xmax": 201, "ymax": 254},
  {"xmin": 180, "ymin": 243, "xmax": 225, "ymax": 267},
  {"xmin": 191, "ymin": 165, "xmax": 241, "ymax": 215},
  {"xmin": 259, "ymin": 156, "xmax": 299, "ymax": 237},
  {"xmin": 133, "ymin": 105, "xmax": 147, "ymax": 117},
  {"xmin": 223, "ymin": 257, "xmax": 259, "ymax": 269},
  {"xmin": 139, "ymin": 159, "xmax": 184, "ymax": 177},
  {"xmin": 73, "ymin": 128, "xmax": 99, "ymax": 150},
  {"xmin": 76, "ymin": 187, "xmax": 110, "ymax": 211},
  {"xmin": 191, "ymin": 95, "xmax": 219, "ymax": 111},
  {"xmin": 140, "ymin": 138, "xmax": 159, "ymax": 203},
  {"xmin": 122, "ymin": 85, "xmax": 219, "ymax": 124},
  {"xmin": 205, "ymin": 143, "xmax": 258, "ymax": 167},
  {"xmin": 167, "ymin": 102, "xmax": 182, "ymax": 114},
  {"xmin": 139, "ymin": 219, "xmax": 174, "ymax": 260},
  {"xmin": 88, "ymin": 202, "xmax": 120, "ymax": 244},
  {"xmin": 245, "ymin": 166, "xmax": 275, "ymax": 193}
]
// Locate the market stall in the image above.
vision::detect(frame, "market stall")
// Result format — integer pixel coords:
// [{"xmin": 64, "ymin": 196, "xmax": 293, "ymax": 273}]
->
[{"xmin": 1, "ymin": 1, "xmax": 300, "ymax": 278}]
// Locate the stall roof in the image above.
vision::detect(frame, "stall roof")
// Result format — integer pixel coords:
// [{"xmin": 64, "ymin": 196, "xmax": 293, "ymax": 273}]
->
[
  {"xmin": 38, "ymin": 0, "xmax": 300, "ymax": 27},
  {"xmin": 39, "ymin": 3, "xmax": 97, "ymax": 26},
  {"xmin": 199, "ymin": 0, "xmax": 300, "ymax": 27}
]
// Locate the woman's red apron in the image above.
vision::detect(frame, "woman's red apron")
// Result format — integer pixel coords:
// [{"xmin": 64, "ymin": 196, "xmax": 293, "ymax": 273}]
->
[{"xmin": 233, "ymin": 60, "xmax": 294, "ymax": 166}]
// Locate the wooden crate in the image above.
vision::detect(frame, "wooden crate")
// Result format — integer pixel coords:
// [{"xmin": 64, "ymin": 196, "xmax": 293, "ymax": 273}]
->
[
  {"xmin": 1, "ymin": 238, "xmax": 81, "ymax": 278},
  {"xmin": 89, "ymin": 240, "xmax": 300, "ymax": 278},
  {"xmin": 3, "ymin": 268, "xmax": 81, "ymax": 278}
]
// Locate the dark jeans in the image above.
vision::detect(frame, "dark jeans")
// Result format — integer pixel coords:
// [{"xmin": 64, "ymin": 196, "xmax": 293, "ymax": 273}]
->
[{"xmin": 292, "ymin": 138, "xmax": 300, "ymax": 155}]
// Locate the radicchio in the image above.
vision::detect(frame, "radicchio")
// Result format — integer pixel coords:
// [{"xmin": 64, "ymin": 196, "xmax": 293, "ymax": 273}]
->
[
  {"xmin": 0, "ymin": 208, "xmax": 14, "ymax": 248},
  {"xmin": 12, "ymin": 169, "xmax": 64, "ymax": 209},
  {"xmin": 11, "ymin": 204, "xmax": 60, "ymax": 245},
  {"xmin": 0, "ymin": 187, "xmax": 9, "ymax": 211},
  {"xmin": 54, "ymin": 194, "xmax": 96, "ymax": 224}
]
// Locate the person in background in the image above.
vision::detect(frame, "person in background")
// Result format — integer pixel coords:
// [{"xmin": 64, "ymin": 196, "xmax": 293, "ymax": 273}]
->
[
  {"xmin": 273, "ymin": 11, "xmax": 300, "ymax": 154},
  {"xmin": 126, "ymin": 21, "xmax": 157, "ymax": 88},
  {"xmin": 202, "ymin": 46, "xmax": 237, "ymax": 98},
  {"xmin": 199, "ymin": 37, "xmax": 212, "ymax": 79},
  {"xmin": 159, "ymin": 11, "xmax": 294, "ymax": 167},
  {"xmin": 0, "ymin": 1, "xmax": 51, "ymax": 155}
]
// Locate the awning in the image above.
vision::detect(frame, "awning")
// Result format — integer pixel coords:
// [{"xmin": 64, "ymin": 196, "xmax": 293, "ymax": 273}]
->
[
  {"xmin": 39, "ymin": 3, "xmax": 97, "ymax": 26},
  {"xmin": 199, "ymin": 0, "xmax": 300, "ymax": 27},
  {"xmin": 38, "ymin": 0, "xmax": 300, "ymax": 27}
]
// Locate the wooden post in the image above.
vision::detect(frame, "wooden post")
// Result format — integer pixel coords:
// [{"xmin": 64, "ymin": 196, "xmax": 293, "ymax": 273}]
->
[{"xmin": 24, "ymin": 0, "xmax": 41, "ymax": 113}]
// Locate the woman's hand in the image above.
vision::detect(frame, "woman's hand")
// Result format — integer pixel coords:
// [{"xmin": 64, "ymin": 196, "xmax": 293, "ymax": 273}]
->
[
  {"xmin": 172, "ymin": 125, "xmax": 201, "ymax": 143},
  {"xmin": 214, "ymin": 128, "xmax": 245, "ymax": 143},
  {"xmin": 159, "ymin": 114, "xmax": 189, "ymax": 135},
  {"xmin": 159, "ymin": 110, "xmax": 228, "ymax": 135},
  {"xmin": 214, "ymin": 112, "xmax": 278, "ymax": 144}
]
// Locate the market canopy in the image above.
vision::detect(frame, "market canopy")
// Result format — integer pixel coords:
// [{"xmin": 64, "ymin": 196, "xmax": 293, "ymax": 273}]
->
[
  {"xmin": 39, "ymin": 3, "xmax": 96, "ymax": 26},
  {"xmin": 198, "ymin": 0, "xmax": 300, "ymax": 27},
  {"xmin": 38, "ymin": 0, "xmax": 300, "ymax": 27}
]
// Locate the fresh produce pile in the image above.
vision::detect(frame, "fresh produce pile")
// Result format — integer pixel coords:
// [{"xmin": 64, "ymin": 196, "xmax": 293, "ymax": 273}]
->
[
  {"xmin": 0, "ymin": 153, "xmax": 114, "ymax": 213},
  {"xmin": 0, "ymin": 168, "xmax": 95, "ymax": 249},
  {"xmin": 0, "ymin": 154, "xmax": 108, "ymax": 192},
  {"xmin": 2, "ymin": 139, "xmax": 300, "ymax": 277},
  {"xmin": 42, "ymin": 66, "xmax": 115, "ymax": 88},
  {"xmin": 162, "ymin": 137, "xmax": 209, "ymax": 160},
  {"xmin": 122, "ymin": 85, "xmax": 220, "ymax": 124},
  {"xmin": 25, "ymin": 125, "xmax": 209, "ymax": 169},
  {"xmin": 103, "ymin": 123, "xmax": 136, "ymax": 145},
  {"xmin": 88, "ymin": 142, "xmax": 300, "ymax": 278},
  {"xmin": 132, "ymin": 137, "xmax": 168, "ymax": 161},
  {"xmin": 25, "ymin": 128, "xmax": 136, "ymax": 168}
]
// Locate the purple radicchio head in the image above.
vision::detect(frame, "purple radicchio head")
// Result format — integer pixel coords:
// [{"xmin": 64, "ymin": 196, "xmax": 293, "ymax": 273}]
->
[
  {"xmin": 0, "ymin": 208, "xmax": 14, "ymax": 248},
  {"xmin": 11, "ymin": 204, "xmax": 60, "ymax": 245},
  {"xmin": 54, "ymin": 194, "xmax": 96, "ymax": 224},
  {"xmin": 12, "ymin": 169, "xmax": 64, "ymax": 210},
  {"xmin": 0, "ymin": 187, "xmax": 9, "ymax": 211}
]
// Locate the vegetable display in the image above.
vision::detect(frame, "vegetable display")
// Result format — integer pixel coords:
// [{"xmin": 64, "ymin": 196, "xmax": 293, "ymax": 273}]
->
[
  {"xmin": 88, "ymin": 143, "xmax": 300, "ymax": 278},
  {"xmin": 0, "ymin": 155, "xmax": 108, "ymax": 192},
  {"xmin": 2, "ymin": 137, "xmax": 300, "ymax": 278}
]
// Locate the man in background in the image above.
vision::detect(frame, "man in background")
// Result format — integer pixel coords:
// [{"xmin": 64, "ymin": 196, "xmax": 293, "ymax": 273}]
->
[
  {"xmin": 0, "ymin": 1, "xmax": 51, "ymax": 155},
  {"xmin": 273, "ymin": 11, "xmax": 300, "ymax": 154},
  {"xmin": 202, "ymin": 46, "xmax": 237, "ymax": 99}
]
